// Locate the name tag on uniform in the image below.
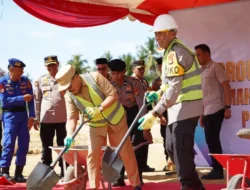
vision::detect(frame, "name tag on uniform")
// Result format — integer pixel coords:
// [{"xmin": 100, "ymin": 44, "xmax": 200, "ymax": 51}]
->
[{"xmin": 42, "ymin": 86, "xmax": 51, "ymax": 91}]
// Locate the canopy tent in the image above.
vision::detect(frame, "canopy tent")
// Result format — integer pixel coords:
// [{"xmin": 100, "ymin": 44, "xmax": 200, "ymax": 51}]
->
[{"xmin": 13, "ymin": 0, "xmax": 235, "ymax": 28}]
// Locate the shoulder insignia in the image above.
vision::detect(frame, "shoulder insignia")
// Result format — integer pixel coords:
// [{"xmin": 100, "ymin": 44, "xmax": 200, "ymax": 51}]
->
[{"xmin": 166, "ymin": 51, "xmax": 185, "ymax": 77}]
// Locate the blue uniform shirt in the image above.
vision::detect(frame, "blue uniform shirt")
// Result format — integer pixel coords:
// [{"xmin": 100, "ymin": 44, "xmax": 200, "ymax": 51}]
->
[{"xmin": 0, "ymin": 74, "xmax": 35, "ymax": 119}]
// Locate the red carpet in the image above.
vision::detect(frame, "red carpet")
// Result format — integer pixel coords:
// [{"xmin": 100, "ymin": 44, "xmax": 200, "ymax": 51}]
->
[{"xmin": 0, "ymin": 182, "xmax": 226, "ymax": 190}]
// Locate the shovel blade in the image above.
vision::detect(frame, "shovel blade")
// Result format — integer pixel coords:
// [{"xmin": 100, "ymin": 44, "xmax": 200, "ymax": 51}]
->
[
  {"xmin": 101, "ymin": 146, "xmax": 124, "ymax": 183},
  {"xmin": 26, "ymin": 162, "xmax": 60, "ymax": 190}
]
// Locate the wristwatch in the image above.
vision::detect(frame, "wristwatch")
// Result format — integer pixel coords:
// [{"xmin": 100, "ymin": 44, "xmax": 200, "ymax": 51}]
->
[
  {"xmin": 98, "ymin": 105, "xmax": 103, "ymax": 112},
  {"xmin": 224, "ymin": 105, "xmax": 231, "ymax": 109}
]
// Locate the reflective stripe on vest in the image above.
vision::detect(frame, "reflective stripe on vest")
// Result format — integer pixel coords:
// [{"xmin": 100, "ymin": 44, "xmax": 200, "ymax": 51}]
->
[
  {"xmin": 163, "ymin": 39, "xmax": 202, "ymax": 104},
  {"xmin": 67, "ymin": 92, "xmax": 108, "ymax": 127},
  {"xmin": 67, "ymin": 73, "xmax": 124, "ymax": 127}
]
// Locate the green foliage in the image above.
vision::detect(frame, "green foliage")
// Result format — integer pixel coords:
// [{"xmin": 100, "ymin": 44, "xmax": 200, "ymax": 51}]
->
[
  {"xmin": 67, "ymin": 54, "xmax": 91, "ymax": 74},
  {"xmin": 102, "ymin": 51, "xmax": 113, "ymax": 62},
  {"xmin": 118, "ymin": 53, "xmax": 135, "ymax": 76}
]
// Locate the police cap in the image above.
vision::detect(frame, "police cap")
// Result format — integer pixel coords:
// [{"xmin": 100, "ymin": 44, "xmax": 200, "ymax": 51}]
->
[
  {"xmin": 132, "ymin": 60, "xmax": 145, "ymax": 68},
  {"xmin": 8, "ymin": 58, "xmax": 26, "ymax": 68},
  {"xmin": 156, "ymin": 57, "xmax": 163, "ymax": 65},
  {"xmin": 44, "ymin": 55, "xmax": 58, "ymax": 66},
  {"xmin": 108, "ymin": 59, "xmax": 126, "ymax": 72},
  {"xmin": 95, "ymin": 58, "xmax": 108, "ymax": 65}
]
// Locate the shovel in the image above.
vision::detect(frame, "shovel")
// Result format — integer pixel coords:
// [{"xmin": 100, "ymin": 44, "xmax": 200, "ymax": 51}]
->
[
  {"xmin": 26, "ymin": 119, "xmax": 89, "ymax": 190},
  {"xmin": 102, "ymin": 95, "xmax": 149, "ymax": 183}
]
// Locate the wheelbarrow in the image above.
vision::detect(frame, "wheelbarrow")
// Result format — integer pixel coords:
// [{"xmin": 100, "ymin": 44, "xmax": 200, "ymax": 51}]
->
[
  {"xmin": 51, "ymin": 141, "xmax": 149, "ymax": 190},
  {"xmin": 211, "ymin": 154, "xmax": 250, "ymax": 190},
  {"xmin": 50, "ymin": 145, "xmax": 115, "ymax": 190}
]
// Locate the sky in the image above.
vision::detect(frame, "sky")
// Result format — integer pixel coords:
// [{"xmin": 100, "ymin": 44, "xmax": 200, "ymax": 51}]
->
[{"xmin": 0, "ymin": 0, "xmax": 154, "ymax": 82}]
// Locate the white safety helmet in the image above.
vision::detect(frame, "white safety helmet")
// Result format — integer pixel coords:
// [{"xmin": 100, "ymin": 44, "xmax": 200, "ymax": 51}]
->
[{"xmin": 153, "ymin": 14, "xmax": 178, "ymax": 32}]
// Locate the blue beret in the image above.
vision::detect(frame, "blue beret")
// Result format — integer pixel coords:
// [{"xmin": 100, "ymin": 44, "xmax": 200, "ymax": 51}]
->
[
  {"xmin": 8, "ymin": 58, "xmax": 26, "ymax": 68},
  {"xmin": 108, "ymin": 59, "xmax": 126, "ymax": 71}
]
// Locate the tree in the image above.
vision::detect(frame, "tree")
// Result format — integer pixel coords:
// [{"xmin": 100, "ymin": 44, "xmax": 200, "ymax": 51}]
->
[
  {"xmin": 102, "ymin": 51, "xmax": 113, "ymax": 62},
  {"xmin": 118, "ymin": 53, "xmax": 135, "ymax": 76},
  {"xmin": 67, "ymin": 54, "xmax": 90, "ymax": 74},
  {"xmin": 137, "ymin": 37, "xmax": 161, "ymax": 84}
]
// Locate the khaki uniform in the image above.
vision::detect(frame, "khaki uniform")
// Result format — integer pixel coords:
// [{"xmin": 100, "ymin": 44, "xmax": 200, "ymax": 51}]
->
[
  {"xmin": 36, "ymin": 74, "xmax": 66, "ymax": 123},
  {"xmin": 35, "ymin": 73, "xmax": 67, "ymax": 169},
  {"xmin": 64, "ymin": 72, "xmax": 140, "ymax": 188},
  {"xmin": 201, "ymin": 60, "xmax": 228, "ymax": 172}
]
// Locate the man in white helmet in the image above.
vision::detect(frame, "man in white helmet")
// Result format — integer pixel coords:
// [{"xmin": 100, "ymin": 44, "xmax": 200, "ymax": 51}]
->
[{"xmin": 137, "ymin": 14, "xmax": 205, "ymax": 190}]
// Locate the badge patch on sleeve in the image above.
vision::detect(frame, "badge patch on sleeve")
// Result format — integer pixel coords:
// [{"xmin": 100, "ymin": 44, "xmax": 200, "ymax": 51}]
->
[
  {"xmin": 166, "ymin": 51, "xmax": 185, "ymax": 77},
  {"xmin": 0, "ymin": 84, "xmax": 5, "ymax": 93},
  {"xmin": 133, "ymin": 87, "xmax": 140, "ymax": 96}
]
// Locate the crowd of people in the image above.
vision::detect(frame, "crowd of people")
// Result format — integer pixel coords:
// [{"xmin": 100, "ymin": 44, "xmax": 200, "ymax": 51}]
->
[{"xmin": 0, "ymin": 14, "xmax": 231, "ymax": 190}]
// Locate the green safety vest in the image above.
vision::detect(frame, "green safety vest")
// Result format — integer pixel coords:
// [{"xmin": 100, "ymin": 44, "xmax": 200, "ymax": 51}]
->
[
  {"xmin": 67, "ymin": 73, "xmax": 125, "ymax": 127},
  {"xmin": 162, "ymin": 39, "xmax": 202, "ymax": 103}
]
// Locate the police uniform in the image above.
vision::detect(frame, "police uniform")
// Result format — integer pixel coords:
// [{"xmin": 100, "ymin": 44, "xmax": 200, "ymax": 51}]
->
[
  {"xmin": 0, "ymin": 58, "xmax": 35, "ymax": 182},
  {"xmin": 151, "ymin": 57, "xmax": 169, "ymax": 170},
  {"xmin": 108, "ymin": 59, "xmax": 148, "ymax": 185},
  {"xmin": 55, "ymin": 65, "xmax": 141, "ymax": 190},
  {"xmin": 132, "ymin": 60, "xmax": 154, "ymax": 172},
  {"xmin": 35, "ymin": 56, "xmax": 67, "ymax": 177},
  {"xmin": 151, "ymin": 39, "xmax": 204, "ymax": 189}
]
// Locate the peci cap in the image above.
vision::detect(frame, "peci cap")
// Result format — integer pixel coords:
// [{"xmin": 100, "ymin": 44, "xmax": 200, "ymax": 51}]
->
[
  {"xmin": 155, "ymin": 57, "xmax": 163, "ymax": 65},
  {"xmin": 108, "ymin": 59, "xmax": 126, "ymax": 71},
  {"xmin": 55, "ymin": 65, "xmax": 75, "ymax": 91},
  {"xmin": 95, "ymin": 58, "xmax": 108, "ymax": 65}
]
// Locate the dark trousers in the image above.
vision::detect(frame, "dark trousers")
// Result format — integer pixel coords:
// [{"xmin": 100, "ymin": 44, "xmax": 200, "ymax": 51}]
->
[
  {"xmin": 119, "ymin": 105, "xmax": 148, "ymax": 181},
  {"xmin": 40, "ymin": 123, "xmax": 67, "ymax": 168},
  {"xmin": 0, "ymin": 121, "xmax": 2, "ymax": 157},
  {"xmin": 166, "ymin": 117, "xmax": 203, "ymax": 188},
  {"xmin": 128, "ymin": 108, "xmax": 149, "ymax": 169},
  {"xmin": 160, "ymin": 125, "xmax": 169, "ymax": 162},
  {"xmin": 160, "ymin": 111, "xmax": 169, "ymax": 162},
  {"xmin": 203, "ymin": 109, "xmax": 224, "ymax": 171}
]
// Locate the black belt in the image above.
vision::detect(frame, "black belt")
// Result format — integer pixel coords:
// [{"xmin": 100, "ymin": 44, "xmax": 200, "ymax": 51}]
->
[{"xmin": 2, "ymin": 107, "xmax": 26, "ymax": 112}]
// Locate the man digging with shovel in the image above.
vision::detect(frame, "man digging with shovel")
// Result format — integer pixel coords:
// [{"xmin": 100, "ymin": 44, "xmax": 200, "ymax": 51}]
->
[{"xmin": 55, "ymin": 65, "xmax": 142, "ymax": 190}]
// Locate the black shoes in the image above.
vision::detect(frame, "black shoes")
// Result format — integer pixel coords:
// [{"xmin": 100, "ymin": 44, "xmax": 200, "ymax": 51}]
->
[
  {"xmin": 133, "ymin": 186, "xmax": 142, "ymax": 190},
  {"xmin": 14, "ymin": 174, "xmax": 26, "ymax": 183},
  {"xmin": 112, "ymin": 176, "xmax": 126, "ymax": 187},
  {"xmin": 201, "ymin": 169, "xmax": 224, "ymax": 180},
  {"xmin": 140, "ymin": 166, "xmax": 155, "ymax": 172}
]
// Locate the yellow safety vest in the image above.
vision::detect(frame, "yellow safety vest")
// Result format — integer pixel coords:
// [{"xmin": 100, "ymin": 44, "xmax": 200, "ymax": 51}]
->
[
  {"xmin": 161, "ymin": 39, "xmax": 202, "ymax": 104},
  {"xmin": 67, "ymin": 73, "xmax": 125, "ymax": 127}
]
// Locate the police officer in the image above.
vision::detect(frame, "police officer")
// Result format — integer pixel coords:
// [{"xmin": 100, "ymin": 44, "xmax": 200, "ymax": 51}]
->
[
  {"xmin": 95, "ymin": 58, "xmax": 111, "ymax": 81},
  {"xmin": 108, "ymin": 59, "xmax": 152, "ymax": 186},
  {"xmin": 34, "ymin": 56, "xmax": 67, "ymax": 178},
  {"xmin": 0, "ymin": 58, "xmax": 35, "ymax": 182},
  {"xmin": 152, "ymin": 57, "xmax": 175, "ymax": 174},
  {"xmin": 132, "ymin": 60, "xmax": 155, "ymax": 172},
  {"xmin": 55, "ymin": 65, "xmax": 141, "ymax": 190},
  {"xmin": 195, "ymin": 44, "xmax": 231, "ymax": 179},
  {"xmin": 138, "ymin": 14, "xmax": 205, "ymax": 190}
]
